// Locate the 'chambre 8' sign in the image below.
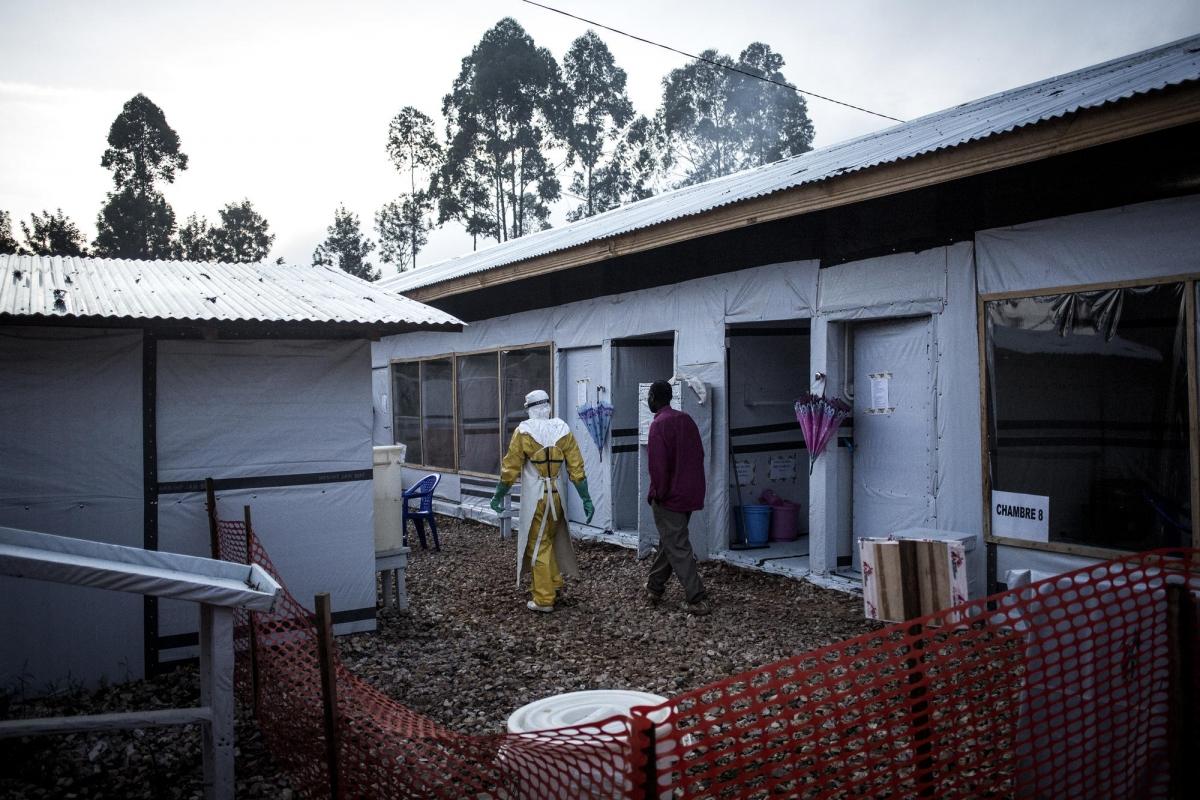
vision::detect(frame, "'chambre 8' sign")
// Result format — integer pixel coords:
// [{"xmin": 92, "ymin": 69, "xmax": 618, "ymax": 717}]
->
[{"xmin": 991, "ymin": 490, "xmax": 1050, "ymax": 542}]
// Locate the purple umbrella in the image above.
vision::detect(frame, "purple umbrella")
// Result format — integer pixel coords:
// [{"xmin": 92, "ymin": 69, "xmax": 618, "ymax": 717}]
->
[
  {"xmin": 577, "ymin": 400, "xmax": 614, "ymax": 460},
  {"xmin": 795, "ymin": 393, "xmax": 851, "ymax": 474}
]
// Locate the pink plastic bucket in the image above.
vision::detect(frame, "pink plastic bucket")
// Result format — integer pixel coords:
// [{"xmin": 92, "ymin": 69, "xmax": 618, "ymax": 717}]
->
[{"xmin": 769, "ymin": 503, "xmax": 800, "ymax": 542}]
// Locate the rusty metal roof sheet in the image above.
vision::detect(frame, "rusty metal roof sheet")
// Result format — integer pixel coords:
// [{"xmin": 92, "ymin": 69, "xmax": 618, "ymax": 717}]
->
[
  {"xmin": 383, "ymin": 34, "xmax": 1200, "ymax": 294},
  {"xmin": 1, "ymin": 255, "xmax": 462, "ymax": 331}
]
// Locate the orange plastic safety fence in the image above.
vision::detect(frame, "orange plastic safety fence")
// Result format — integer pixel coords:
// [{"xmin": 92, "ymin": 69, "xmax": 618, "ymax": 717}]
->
[
  {"xmin": 216, "ymin": 514, "xmax": 1197, "ymax": 798},
  {"xmin": 215, "ymin": 518, "xmax": 638, "ymax": 799},
  {"xmin": 627, "ymin": 549, "xmax": 1199, "ymax": 800}
]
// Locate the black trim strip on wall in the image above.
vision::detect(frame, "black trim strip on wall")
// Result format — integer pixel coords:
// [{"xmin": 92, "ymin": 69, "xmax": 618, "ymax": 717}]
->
[
  {"xmin": 996, "ymin": 420, "xmax": 1188, "ymax": 434},
  {"xmin": 158, "ymin": 469, "xmax": 373, "ymax": 495},
  {"xmin": 331, "ymin": 607, "xmax": 378, "ymax": 625},
  {"xmin": 731, "ymin": 440, "xmax": 808, "ymax": 455},
  {"xmin": 730, "ymin": 422, "xmax": 801, "ymax": 437},
  {"xmin": 727, "ymin": 325, "xmax": 811, "ymax": 337},
  {"xmin": 995, "ymin": 437, "xmax": 1188, "ymax": 450},
  {"xmin": 611, "ymin": 427, "xmax": 638, "ymax": 438},
  {"xmin": 611, "ymin": 338, "xmax": 673, "ymax": 348},
  {"xmin": 143, "ymin": 332, "xmax": 159, "ymax": 678},
  {"xmin": 612, "ymin": 443, "xmax": 639, "ymax": 454}
]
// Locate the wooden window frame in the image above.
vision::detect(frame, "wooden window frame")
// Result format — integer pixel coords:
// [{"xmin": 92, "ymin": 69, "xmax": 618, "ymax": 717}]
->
[
  {"xmin": 389, "ymin": 342, "xmax": 555, "ymax": 479},
  {"xmin": 977, "ymin": 274, "xmax": 1200, "ymax": 558}
]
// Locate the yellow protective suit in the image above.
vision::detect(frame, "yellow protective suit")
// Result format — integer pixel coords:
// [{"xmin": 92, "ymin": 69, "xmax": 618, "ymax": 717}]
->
[{"xmin": 501, "ymin": 421, "xmax": 585, "ymax": 607}]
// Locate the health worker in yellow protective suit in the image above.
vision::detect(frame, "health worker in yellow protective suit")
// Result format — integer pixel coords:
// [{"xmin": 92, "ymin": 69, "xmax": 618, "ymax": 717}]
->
[{"xmin": 491, "ymin": 389, "xmax": 594, "ymax": 612}]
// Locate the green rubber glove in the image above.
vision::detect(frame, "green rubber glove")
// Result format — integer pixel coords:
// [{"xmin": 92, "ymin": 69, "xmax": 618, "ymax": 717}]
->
[
  {"xmin": 573, "ymin": 478, "xmax": 595, "ymax": 523},
  {"xmin": 490, "ymin": 482, "xmax": 510, "ymax": 514}
]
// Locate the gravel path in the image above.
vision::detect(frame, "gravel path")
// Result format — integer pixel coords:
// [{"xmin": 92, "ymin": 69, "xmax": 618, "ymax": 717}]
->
[{"xmin": 1, "ymin": 514, "xmax": 879, "ymax": 796}]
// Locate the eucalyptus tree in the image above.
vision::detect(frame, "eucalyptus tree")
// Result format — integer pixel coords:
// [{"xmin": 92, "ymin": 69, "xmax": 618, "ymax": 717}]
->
[
  {"xmin": 210, "ymin": 200, "xmax": 274, "ymax": 263},
  {"xmin": 440, "ymin": 18, "xmax": 566, "ymax": 242},
  {"xmin": 21, "ymin": 209, "xmax": 88, "ymax": 256},
  {"xmin": 562, "ymin": 30, "xmax": 634, "ymax": 220},
  {"xmin": 0, "ymin": 211, "xmax": 24, "ymax": 254},
  {"xmin": 660, "ymin": 43, "xmax": 813, "ymax": 185},
  {"xmin": 313, "ymin": 205, "xmax": 377, "ymax": 281},
  {"xmin": 93, "ymin": 93, "xmax": 188, "ymax": 259},
  {"xmin": 380, "ymin": 107, "xmax": 441, "ymax": 270}
]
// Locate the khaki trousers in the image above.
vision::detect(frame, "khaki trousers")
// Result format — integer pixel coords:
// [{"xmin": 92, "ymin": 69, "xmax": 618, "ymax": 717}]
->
[{"xmin": 647, "ymin": 501, "xmax": 706, "ymax": 603}]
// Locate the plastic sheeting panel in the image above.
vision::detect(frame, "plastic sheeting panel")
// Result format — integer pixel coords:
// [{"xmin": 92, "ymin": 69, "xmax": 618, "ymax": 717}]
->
[
  {"xmin": 456, "ymin": 351, "xmax": 500, "ymax": 475},
  {"xmin": 611, "ymin": 338, "xmax": 673, "ymax": 532},
  {"xmin": 851, "ymin": 316, "xmax": 935, "ymax": 570},
  {"xmin": 818, "ymin": 247, "xmax": 948, "ymax": 319},
  {"xmin": 558, "ymin": 346, "xmax": 610, "ymax": 530},
  {"xmin": 975, "ymin": 195, "xmax": 1200, "ymax": 296},
  {"xmin": 0, "ymin": 327, "xmax": 145, "ymax": 689},
  {"xmin": 156, "ymin": 339, "xmax": 376, "ymax": 661}
]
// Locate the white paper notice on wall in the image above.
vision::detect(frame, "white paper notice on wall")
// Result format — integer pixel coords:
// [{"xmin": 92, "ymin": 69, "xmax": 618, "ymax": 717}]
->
[
  {"xmin": 867, "ymin": 372, "xmax": 893, "ymax": 415},
  {"xmin": 768, "ymin": 454, "xmax": 796, "ymax": 481},
  {"xmin": 576, "ymin": 379, "xmax": 589, "ymax": 408},
  {"xmin": 735, "ymin": 460, "xmax": 755, "ymax": 486},
  {"xmin": 380, "ymin": 393, "xmax": 389, "ymax": 414},
  {"xmin": 991, "ymin": 490, "xmax": 1050, "ymax": 542}
]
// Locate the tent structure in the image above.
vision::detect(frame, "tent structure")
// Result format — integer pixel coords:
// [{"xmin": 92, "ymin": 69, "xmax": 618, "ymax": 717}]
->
[
  {"xmin": 0, "ymin": 256, "xmax": 462, "ymax": 691},
  {"xmin": 372, "ymin": 36, "xmax": 1200, "ymax": 593}
]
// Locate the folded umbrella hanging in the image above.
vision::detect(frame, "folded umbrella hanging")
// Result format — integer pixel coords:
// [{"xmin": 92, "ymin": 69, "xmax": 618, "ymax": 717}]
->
[
  {"xmin": 577, "ymin": 389, "xmax": 614, "ymax": 461},
  {"xmin": 795, "ymin": 392, "xmax": 851, "ymax": 474}
]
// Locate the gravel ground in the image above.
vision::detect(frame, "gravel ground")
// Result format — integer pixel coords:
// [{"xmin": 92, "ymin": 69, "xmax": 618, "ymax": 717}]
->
[{"xmin": 1, "ymin": 514, "xmax": 879, "ymax": 796}]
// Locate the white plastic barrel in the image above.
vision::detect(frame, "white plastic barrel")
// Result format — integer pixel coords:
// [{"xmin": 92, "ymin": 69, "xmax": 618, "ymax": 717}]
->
[
  {"xmin": 372, "ymin": 445, "xmax": 406, "ymax": 553},
  {"xmin": 502, "ymin": 689, "xmax": 669, "ymax": 799}
]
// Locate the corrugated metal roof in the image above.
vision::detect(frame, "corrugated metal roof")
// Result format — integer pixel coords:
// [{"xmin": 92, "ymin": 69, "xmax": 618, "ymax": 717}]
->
[
  {"xmin": 0, "ymin": 255, "xmax": 462, "ymax": 329},
  {"xmin": 383, "ymin": 34, "xmax": 1200, "ymax": 294}
]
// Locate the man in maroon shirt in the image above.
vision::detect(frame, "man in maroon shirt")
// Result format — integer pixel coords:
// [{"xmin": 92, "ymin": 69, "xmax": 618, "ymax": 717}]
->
[{"xmin": 645, "ymin": 380, "xmax": 711, "ymax": 615}]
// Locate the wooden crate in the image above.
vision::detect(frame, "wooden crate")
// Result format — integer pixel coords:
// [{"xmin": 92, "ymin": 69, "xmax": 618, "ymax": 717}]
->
[{"xmin": 860, "ymin": 537, "xmax": 968, "ymax": 622}]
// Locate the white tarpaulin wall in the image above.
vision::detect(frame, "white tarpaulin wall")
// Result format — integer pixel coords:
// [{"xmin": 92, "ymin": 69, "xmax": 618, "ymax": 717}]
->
[
  {"xmin": 156, "ymin": 339, "xmax": 376, "ymax": 665},
  {"xmin": 0, "ymin": 327, "xmax": 145, "ymax": 688},
  {"xmin": 812, "ymin": 243, "xmax": 984, "ymax": 575},
  {"xmin": 374, "ymin": 259, "xmax": 821, "ymax": 558},
  {"xmin": 1, "ymin": 331, "xmax": 377, "ymax": 688}
]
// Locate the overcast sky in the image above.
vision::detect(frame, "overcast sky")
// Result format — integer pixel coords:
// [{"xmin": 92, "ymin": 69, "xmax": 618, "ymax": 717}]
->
[{"xmin": 2, "ymin": 0, "xmax": 1198, "ymax": 272}]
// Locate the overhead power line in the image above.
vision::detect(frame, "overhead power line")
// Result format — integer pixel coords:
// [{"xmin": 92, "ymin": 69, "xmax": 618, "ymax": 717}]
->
[{"xmin": 519, "ymin": 0, "xmax": 905, "ymax": 124}]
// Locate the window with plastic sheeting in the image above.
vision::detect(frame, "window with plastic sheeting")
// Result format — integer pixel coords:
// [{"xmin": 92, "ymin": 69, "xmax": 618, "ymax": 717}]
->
[
  {"xmin": 456, "ymin": 351, "xmax": 500, "ymax": 474},
  {"xmin": 984, "ymin": 282, "xmax": 1192, "ymax": 552},
  {"xmin": 501, "ymin": 346, "xmax": 553, "ymax": 445},
  {"xmin": 391, "ymin": 361, "xmax": 421, "ymax": 465},
  {"xmin": 420, "ymin": 357, "xmax": 455, "ymax": 469}
]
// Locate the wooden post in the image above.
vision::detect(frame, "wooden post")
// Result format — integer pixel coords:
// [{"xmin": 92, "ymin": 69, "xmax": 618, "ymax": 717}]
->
[
  {"xmin": 205, "ymin": 478, "xmax": 220, "ymax": 559},
  {"xmin": 1167, "ymin": 583, "xmax": 1196, "ymax": 799},
  {"xmin": 637, "ymin": 713, "xmax": 658, "ymax": 800},
  {"xmin": 199, "ymin": 603, "xmax": 235, "ymax": 800},
  {"xmin": 315, "ymin": 593, "xmax": 340, "ymax": 800},
  {"xmin": 902, "ymin": 540, "xmax": 936, "ymax": 797},
  {"xmin": 243, "ymin": 505, "xmax": 260, "ymax": 715}
]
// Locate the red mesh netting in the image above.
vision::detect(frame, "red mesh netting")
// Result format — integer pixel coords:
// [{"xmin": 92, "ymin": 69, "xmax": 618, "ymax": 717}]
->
[
  {"xmin": 215, "ymin": 517, "xmax": 636, "ymax": 799},
  {"xmin": 215, "ymin": 513, "xmax": 1197, "ymax": 799},
  {"xmin": 628, "ymin": 549, "xmax": 1199, "ymax": 800}
]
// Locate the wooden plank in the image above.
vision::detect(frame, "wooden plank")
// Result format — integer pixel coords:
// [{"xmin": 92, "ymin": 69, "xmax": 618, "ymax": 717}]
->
[
  {"xmin": 244, "ymin": 505, "xmax": 261, "ymax": 715},
  {"xmin": 199, "ymin": 604, "xmax": 235, "ymax": 800},
  {"xmin": 315, "ymin": 592, "xmax": 340, "ymax": 800},
  {"xmin": 408, "ymin": 85, "xmax": 1200, "ymax": 304},
  {"xmin": 1186, "ymin": 283, "xmax": 1199, "ymax": 550},
  {"xmin": 0, "ymin": 707, "xmax": 211, "ymax": 738},
  {"xmin": 978, "ymin": 271, "xmax": 1200, "ymax": 302},
  {"xmin": 205, "ymin": 477, "xmax": 220, "ymax": 560},
  {"xmin": 928, "ymin": 542, "xmax": 951, "ymax": 614},
  {"xmin": 899, "ymin": 541, "xmax": 923, "ymax": 620},
  {"xmin": 985, "ymin": 535, "xmax": 1132, "ymax": 561}
]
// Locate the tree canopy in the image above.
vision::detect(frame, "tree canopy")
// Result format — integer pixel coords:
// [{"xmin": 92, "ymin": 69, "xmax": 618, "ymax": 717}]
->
[
  {"xmin": 313, "ymin": 205, "xmax": 377, "ymax": 281},
  {"xmin": 210, "ymin": 200, "xmax": 274, "ymax": 263},
  {"xmin": 661, "ymin": 43, "xmax": 813, "ymax": 185},
  {"xmin": 94, "ymin": 94, "xmax": 188, "ymax": 259},
  {"xmin": 1, "ymin": 211, "xmax": 25, "ymax": 254},
  {"xmin": 21, "ymin": 209, "xmax": 89, "ymax": 256},
  {"xmin": 380, "ymin": 107, "xmax": 441, "ymax": 271},
  {"xmin": 441, "ymin": 18, "xmax": 565, "ymax": 244}
]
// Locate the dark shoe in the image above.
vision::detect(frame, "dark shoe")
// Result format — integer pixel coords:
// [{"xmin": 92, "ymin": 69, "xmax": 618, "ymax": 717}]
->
[
  {"xmin": 680, "ymin": 598, "xmax": 713, "ymax": 616},
  {"xmin": 645, "ymin": 587, "xmax": 664, "ymax": 606}
]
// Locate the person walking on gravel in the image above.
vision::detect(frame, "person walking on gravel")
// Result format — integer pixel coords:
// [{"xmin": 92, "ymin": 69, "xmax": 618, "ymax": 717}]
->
[
  {"xmin": 644, "ymin": 380, "xmax": 711, "ymax": 615},
  {"xmin": 491, "ymin": 389, "xmax": 595, "ymax": 613}
]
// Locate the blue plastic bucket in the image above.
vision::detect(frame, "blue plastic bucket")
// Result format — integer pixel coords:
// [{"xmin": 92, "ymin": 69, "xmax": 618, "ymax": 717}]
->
[{"xmin": 741, "ymin": 505, "xmax": 773, "ymax": 545}]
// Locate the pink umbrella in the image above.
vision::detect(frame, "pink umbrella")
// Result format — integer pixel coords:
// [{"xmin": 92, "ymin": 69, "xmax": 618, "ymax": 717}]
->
[{"xmin": 794, "ymin": 393, "xmax": 851, "ymax": 474}]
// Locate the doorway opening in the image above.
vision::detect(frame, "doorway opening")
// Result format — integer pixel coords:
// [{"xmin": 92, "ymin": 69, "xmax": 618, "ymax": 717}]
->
[{"xmin": 610, "ymin": 332, "xmax": 675, "ymax": 536}]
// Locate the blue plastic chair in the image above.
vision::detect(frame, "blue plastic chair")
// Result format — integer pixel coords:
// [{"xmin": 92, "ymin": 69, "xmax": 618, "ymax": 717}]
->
[{"xmin": 402, "ymin": 473, "xmax": 441, "ymax": 551}]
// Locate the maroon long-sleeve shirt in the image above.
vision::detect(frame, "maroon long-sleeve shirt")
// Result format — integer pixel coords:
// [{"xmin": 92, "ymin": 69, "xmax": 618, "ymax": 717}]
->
[{"xmin": 647, "ymin": 406, "xmax": 706, "ymax": 513}]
